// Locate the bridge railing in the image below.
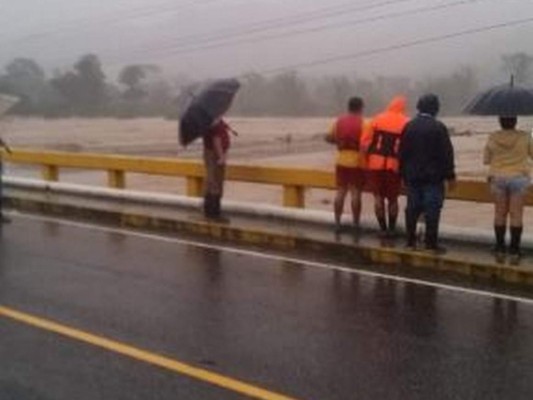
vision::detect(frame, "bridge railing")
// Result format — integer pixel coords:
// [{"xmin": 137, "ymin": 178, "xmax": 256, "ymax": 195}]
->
[{"xmin": 3, "ymin": 148, "xmax": 532, "ymax": 208}]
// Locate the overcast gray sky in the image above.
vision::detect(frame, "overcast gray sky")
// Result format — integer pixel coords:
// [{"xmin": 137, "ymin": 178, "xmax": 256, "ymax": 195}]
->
[{"xmin": 1, "ymin": 0, "xmax": 533, "ymax": 81}]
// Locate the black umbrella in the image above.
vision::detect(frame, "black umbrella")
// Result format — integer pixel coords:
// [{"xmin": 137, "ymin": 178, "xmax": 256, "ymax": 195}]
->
[
  {"xmin": 178, "ymin": 78, "xmax": 240, "ymax": 146},
  {"xmin": 464, "ymin": 76, "xmax": 533, "ymax": 116}
]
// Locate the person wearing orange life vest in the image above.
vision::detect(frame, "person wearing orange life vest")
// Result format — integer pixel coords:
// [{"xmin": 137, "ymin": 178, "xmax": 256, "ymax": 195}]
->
[
  {"xmin": 325, "ymin": 97, "xmax": 366, "ymax": 233},
  {"xmin": 361, "ymin": 96, "xmax": 409, "ymax": 236}
]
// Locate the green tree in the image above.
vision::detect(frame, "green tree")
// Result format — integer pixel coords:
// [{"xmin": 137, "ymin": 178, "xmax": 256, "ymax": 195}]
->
[
  {"xmin": 0, "ymin": 58, "xmax": 48, "ymax": 114},
  {"xmin": 501, "ymin": 52, "xmax": 533, "ymax": 85},
  {"xmin": 415, "ymin": 66, "xmax": 479, "ymax": 115},
  {"xmin": 118, "ymin": 64, "xmax": 159, "ymax": 101},
  {"xmin": 314, "ymin": 75, "xmax": 354, "ymax": 115},
  {"xmin": 268, "ymin": 72, "xmax": 316, "ymax": 116},
  {"xmin": 231, "ymin": 73, "xmax": 270, "ymax": 116},
  {"xmin": 51, "ymin": 54, "xmax": 108, "ymax": 116}
]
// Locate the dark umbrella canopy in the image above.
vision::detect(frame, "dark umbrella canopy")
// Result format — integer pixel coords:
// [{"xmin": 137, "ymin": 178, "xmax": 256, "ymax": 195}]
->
[
  {"xmin": 179, "ymin": 79, "xmax": 240, "ymax": 146},
  {"xmin": 464, "ymin": 78, "xmax": 533, "ymax": 116}
]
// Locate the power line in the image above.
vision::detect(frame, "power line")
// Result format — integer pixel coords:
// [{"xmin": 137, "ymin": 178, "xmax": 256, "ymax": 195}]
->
[
  {"xmin": 5, "ymin": 0, "xmax": 427, "ymax": 67},
  {"xmin": 3, "ymin": 0, "xmax": 530, "ymax": 83},
  {"xmin": 121, "ymin": 0, "xmax": 426, "ymax": 60},
  {"xmin": 251, "ymin": 16, "xmax": 533, "ymax": 77},
  {"xmin": 5, "ymin": 0, "xmax": 361, "ymax": 47},
  {"xmin": 2, "ymin": 0, "xmax": 219, "ymax": 45},
  {"xmin": 5, "ymin": 0, "xmax": 419, "ymax": 56},
  {"xmin": 147, "ymin": 0, "xmax": 418, "ymax": 50},
  {"xmin": 144, "ymin": 0, "xmax": 489, "ymax": 59}
]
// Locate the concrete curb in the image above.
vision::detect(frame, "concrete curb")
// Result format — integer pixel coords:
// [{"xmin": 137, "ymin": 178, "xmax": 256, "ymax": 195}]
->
[
  {"xmin": 5, "ymin": 176, "xmax": 533, "ymax": 248},
  {"xmin": 5, "ymin": 189, "xmax": 533, "ymax": 290}
]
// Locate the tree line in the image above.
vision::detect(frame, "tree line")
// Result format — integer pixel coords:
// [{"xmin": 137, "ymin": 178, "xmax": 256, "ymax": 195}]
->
[{"xmin": 0, "ymin": 52, "xmax": 531, "ymax": 118}]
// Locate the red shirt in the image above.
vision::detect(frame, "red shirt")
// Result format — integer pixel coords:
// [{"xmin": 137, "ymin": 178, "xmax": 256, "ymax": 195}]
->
[
  {"xmin": 203, "ymin": 120, "xmax": 230, "ymax": 152},
  {"xmin": 334, "ymin": 113, "xmax": 363, "ymax": 150}
]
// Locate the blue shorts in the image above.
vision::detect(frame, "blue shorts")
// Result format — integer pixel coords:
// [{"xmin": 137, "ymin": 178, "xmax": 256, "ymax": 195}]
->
[{"xmin": 490, "ymin": 176, "xmax": 530, "ymax": 196}]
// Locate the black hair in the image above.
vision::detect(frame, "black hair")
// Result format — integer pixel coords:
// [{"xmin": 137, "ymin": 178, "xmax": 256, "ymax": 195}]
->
[
  {"xmin": 499, "ymin": 116, "xmax": 517, "ymax": 130},
  {"xmin": 348, "ymin": 97, "xmax": 364, "ymax": 113},
  {"xmin": 417, "ymin": 94, "xmax": 440, "ymax": 116}
]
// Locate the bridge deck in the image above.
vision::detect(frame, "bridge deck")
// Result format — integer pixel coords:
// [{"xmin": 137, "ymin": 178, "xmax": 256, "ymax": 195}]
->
[
  {"xmin": 0, "ymin": 215, "xmax": 532, "ymax": 399},
  {"xmin": 6, "ymin": 184, "xmax": 533, "ymax": 288}
]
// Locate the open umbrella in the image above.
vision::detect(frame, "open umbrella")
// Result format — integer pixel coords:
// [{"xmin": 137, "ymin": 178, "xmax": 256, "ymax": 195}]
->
[
  {"xmin": 464, "ymin": 76, "xmax": 533, "ymax": 116},
  {"xmin": 178, "ymin": 78, "xmax": 240, "ymax": 146}
]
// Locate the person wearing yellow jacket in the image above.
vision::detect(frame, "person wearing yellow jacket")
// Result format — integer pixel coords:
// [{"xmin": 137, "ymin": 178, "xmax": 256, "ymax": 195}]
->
[
  {"xmin": 361, "ymin": 96, "xmax": 409, "ymax": 236},
  {"xmin": 484, "ymin": 116, "xmax": 533, "ymax": 262}
]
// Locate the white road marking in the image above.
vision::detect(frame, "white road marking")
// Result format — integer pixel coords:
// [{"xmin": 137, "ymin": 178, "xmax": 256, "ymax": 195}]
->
[{"xmin": 10, "ymin": 211, "xmax": 533, "ymax": 305}]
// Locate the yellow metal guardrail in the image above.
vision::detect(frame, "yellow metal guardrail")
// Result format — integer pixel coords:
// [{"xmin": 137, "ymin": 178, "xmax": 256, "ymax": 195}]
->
[{"xmin": 3, "ymin": 148, "xmax": 532, "ymax": 208}]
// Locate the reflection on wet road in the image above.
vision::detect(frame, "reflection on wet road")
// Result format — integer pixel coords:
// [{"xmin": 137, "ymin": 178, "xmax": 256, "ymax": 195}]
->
[{"xmin": 0, "ymin": 215, "xmax": 532, "ymax": 400}]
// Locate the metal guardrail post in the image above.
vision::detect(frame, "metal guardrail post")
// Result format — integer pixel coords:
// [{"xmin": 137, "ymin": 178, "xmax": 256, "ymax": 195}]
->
[
  {"xmin": 186, "ymin": 176, "xmax": 204, "ymax": 197},
  {"xmin": 41, "ymin": 165, "xmax": 59, "ymax": 182},
  {"xmin": 107, "ymin": 170, "xmax": 126, "ymax": 189},
  {"xmin": 283, "ymin": 185, "xmax": 305, "ymax": 208}
]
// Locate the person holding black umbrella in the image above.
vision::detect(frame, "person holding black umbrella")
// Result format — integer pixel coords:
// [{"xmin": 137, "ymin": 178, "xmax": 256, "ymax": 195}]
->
[
  {"xmin": 203, "ymin": 118, "xmax": 231, "ymax": 221},
  {"xmin": 484, "ymin": 117, "xmax": 532, "ymax": 262},
  {"xmin": 465, "ymin": 76, "xmax": 533, "ymax": 263},
  {"xmin": 178, "ymin": 79, "xmax": 240, "ymax": 222}
]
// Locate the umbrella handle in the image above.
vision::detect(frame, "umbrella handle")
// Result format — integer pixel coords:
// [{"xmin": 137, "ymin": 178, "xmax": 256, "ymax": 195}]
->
[
  {"xmin": 0, "ymin": 140, "xmax": 11, "ymax": 154},
  {"xmin": 219, "ymin": 120, "xmax": 238, "ymax": 137}
]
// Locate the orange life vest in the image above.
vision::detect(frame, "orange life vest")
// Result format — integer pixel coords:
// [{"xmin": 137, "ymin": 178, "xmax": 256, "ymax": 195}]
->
[{"xmin": 363, "ymin": 97, "xmax": 409, "ymax": 172}]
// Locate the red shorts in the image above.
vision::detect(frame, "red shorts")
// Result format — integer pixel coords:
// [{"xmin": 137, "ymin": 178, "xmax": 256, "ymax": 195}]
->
[
  {"xmin": 366, "ymin": 170, "xmax": 402, "ymax": 199},
  {"xmin": 335, "ymin": 166, "xmax": 365, "ymax": 189}
]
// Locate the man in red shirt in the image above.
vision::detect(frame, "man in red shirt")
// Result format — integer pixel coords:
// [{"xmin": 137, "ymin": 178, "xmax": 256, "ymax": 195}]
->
[
  {"xmin": 325, "ymin": 97, "xmax": 366, "ymax": 233},
  {"xmin": 203, "ymin": 119, "xmax": 231, "ymax": 221}
]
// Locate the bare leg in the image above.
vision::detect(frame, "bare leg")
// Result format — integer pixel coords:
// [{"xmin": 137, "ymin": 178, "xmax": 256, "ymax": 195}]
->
[
  {"xmin": 374, "ymin": 194, "xmax": 387, "ymax": 232},
  {"xmin": 493, "ymin": 192, "xmax": 509, "ymax": 253},
  {"xmin": 509, "ymin": 192, "xmax": 524, "ymax": 227},
  {"xmin": 493, "ymin": 193, "xmax": 509, "ymax": 226},
  {"xmin": 334, "ymin": 188, "xmax": 348, "ymax": 229},
  {"xmin": 349, "ymin": 186, "xmax": 362, "ymax": 227},
  {"xmin": 388, "ymin": 197, "xmax": 399, "ymax": 232}
]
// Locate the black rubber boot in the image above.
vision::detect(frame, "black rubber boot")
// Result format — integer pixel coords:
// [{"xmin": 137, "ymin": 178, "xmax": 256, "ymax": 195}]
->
[
  {"xmin": 203, "ymin": 194, "xmax": 216, "ymax": 219},
  {"xmin": 494, "ymin": 225, "xmax": 506, "ymax": 253},
  {"xmin": 377, "ymin": 216, "xmax": 387, "ymax": 232},
  {"xmin": 388, "ymin": 214, "xmax": 398, "ymax": 235},
  {"xmin": 509, "ymin": 226, "xmax": 523, "ymax": 265},
  {"xmin": 425, "ymin": 213, "xmax": 445, "ymax": 254},
  {"xmin": 510, "ymin": 226, "xmax": 523, "ymax": 255},
  {"xmin": 405, "ymin": 210, "xmax": 417, "ymax": 249},
  {"xmin": 213, "ymin": 195, "xmax": 221, "ymax": 218},
  {"xmin": 212, "ymin": 195, "xmax": 229, "ymax": 223}
]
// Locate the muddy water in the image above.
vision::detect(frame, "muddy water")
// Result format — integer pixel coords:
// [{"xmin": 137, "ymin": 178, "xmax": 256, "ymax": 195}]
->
[{"xmin": 3, "ymin": 116, "xmax": 533, "ymax": 230}]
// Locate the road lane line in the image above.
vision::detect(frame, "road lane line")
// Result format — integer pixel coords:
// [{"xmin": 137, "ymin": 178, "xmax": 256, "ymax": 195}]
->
[
  {"xmin": 12, "ymin": 212, "xmax": 533, "ymax": 305},
  {"xmin": 0, "ymin": 305, "xmax": 297, "ymax": 400}
]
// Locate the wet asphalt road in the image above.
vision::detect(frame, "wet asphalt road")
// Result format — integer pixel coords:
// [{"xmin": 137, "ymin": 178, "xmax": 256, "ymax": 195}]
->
[{"xmin": 0, "ymin": 215, "xmax": 532, "ymax": 400}]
